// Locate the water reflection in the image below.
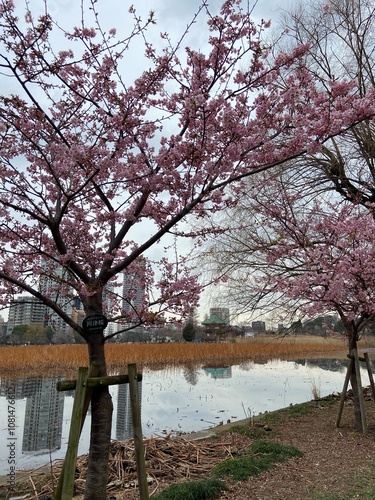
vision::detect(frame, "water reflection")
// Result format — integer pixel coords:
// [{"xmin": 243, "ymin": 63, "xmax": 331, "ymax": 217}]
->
[
  {"xmin": 296, "ymin": 357, "xmax": 349, "ymax": 372},
  {"xmin": 116, "ymin": 380, "xmax": 142, "ymax": 441},
  {"xmin": 22, "ymin": 378, "xmax": 64, "ymax": 453},
  {"xmin": 203, "ymin": 366, "xmax": 232, "ymax": 379},
  {"xmin": 182, "ymin": 366, "xmax": 199, "ymax": 386},
  {"xmin": 0, "ymin": 357, "xmax": 372, "ymax": 474}
]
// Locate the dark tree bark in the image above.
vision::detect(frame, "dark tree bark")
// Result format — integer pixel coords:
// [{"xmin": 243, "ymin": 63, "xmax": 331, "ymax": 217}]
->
[
  {"xmin": 84, "ymin": 331, "xmax": 113, "ymax": 500},
  {"xmin": 347, "ymin": 324, "xmax": 362, "ymax": 432}
]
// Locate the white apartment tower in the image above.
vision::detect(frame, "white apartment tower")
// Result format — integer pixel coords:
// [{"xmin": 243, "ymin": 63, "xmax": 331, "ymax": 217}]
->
[
  {"xmin": 7, "ymin": 296, "xmax": 46, "ymax": 336},
  {"xmin": 38, "ymin": 266, "xmax": 73, "ymax": 336}
]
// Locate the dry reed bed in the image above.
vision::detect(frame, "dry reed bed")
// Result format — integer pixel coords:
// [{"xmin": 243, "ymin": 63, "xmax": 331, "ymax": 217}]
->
[
  {"xmin": 75, "ymin": 435, "xmax": 245, "ymax": 494},
  {"xmin": 0, "ymin": 336, "xmax": 350, "ymax": 378},
  {"xmin": 8, "ymin": 434, "xmax": 253, "ymax": 498}
]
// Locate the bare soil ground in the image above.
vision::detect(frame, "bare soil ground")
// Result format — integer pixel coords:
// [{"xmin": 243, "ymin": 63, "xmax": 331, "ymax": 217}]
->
[
  {"xmin": 2, "ymin": 390, "xmax": 375, "ymax": 499},
  {"xmin": 219, "ymin": 391, "xmax": 375, "ymax": 500}
]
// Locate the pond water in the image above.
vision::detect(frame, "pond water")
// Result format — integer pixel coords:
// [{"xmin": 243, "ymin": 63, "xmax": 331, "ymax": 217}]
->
[{"xmin": 0, "ymin": 357, "xmax": 370, "ymax": 475}]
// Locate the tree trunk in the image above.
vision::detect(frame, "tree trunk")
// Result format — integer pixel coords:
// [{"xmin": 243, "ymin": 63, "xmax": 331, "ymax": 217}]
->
[
  {"xmin": 348, "ymin": 330, "xmax": 362, "ymax": 431},
  {"xmin": 84, "ymin": 331, "xmax": 113, "ymax": 500}
]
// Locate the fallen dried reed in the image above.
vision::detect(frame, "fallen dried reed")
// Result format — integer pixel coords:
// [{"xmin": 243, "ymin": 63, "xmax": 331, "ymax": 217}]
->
[{"xmin": 3, "ymin": 434, "xmax": 253, "ymax": 498}]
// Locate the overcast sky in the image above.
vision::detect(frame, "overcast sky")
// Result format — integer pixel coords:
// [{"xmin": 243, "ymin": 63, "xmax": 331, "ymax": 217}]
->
[
  {"xmin": 11, "ymin": 0, "xmax": 298, "ymax": 90},
  {"xmin": 17, "ymin": 0, "xmax": 292, "ymax": 36}
]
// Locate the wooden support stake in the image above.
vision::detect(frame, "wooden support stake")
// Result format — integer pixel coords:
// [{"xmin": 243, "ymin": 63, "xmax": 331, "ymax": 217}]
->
[
  {"xmin": 336, "ymin": 357, "xmax": 353, "ymax": 429},
  {"xmin": 347, "ymin": 353, "xmax": 366, "ymax": 362},
  {"xmin": 57, "ymin": 373, "xmax": 142, "ymax": 391},
  {"xmin": 80, "ymin": 362, "xmax": 100, "ymax": 434},
  {"xmin": 54, "ymin": 367, "xmax": 88, "ymax": 500},
  {"xmin": 128, "ymin": 363, "xmax": 149, "ymax": 500},
  {"xmin": 352, "ymin": 349, "xmax": 367, "ymax": 435},
  {"xmin": 364, "ymin": 353, "xmax": 375, "ymax": 402}
]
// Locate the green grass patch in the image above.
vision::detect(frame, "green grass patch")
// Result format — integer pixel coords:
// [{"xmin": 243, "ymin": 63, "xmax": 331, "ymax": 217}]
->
[
  {"xmin": 211, "ymin": 440, "xmax": 302, "ymax": 481},
  {"xmin": 256, "ymin": 398, "xmax": 338, "ymax": 425},
  {"xmin": 211, "ymin": 453, "xmax": 270, "ymax": 481},
  {"xmin": 251, "ymin": 440, "xmax": 303, "ymax": 459},
  {"xmin": 260, "ymin": 402, "xmax": 314, "ymax": 424},
  {"xmin": 152, "ymin": 478, "xmax": 228, "ymax": 500},
  {"xmin": 227, "ymin": 424, "xmax": 272, "ymax": 439}
]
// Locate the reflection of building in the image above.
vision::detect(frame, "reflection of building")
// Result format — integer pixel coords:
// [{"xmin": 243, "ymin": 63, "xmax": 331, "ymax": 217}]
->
[
  {"xmin": 7, "ymin": 296, "xmax": 46, "ymax": 336},
  {"xmin": 203, "ymin": 366, "xmax": 232, "ymax": 379},
  {"xmin": 0, "ymin": 377, "xmax": 27, "ymax": 399},
  {"xmin": 116, "ymin": 380, "xmax": 142, "ymax": 441},
  {"xmin": 210, "ymin": 308, "xmax": 230, "ymax": 325},
  {"xmin": 22, "ymin": 377, "xmax": 64, "ymax": 453}
]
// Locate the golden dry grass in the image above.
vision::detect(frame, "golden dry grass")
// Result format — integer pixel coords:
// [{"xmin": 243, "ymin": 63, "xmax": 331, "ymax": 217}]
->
[
  {"xmin": 0, "ymin": 334, "xmax": 353, "ymax": 378},
  {"xmin": 107, "ymin": 335, "xmax": 348, "ymax": 367}
]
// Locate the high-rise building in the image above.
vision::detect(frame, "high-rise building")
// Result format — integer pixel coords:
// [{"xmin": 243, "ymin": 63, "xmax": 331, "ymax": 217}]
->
[
  {"xmin": 102, "ymin": 281, "xmax": 118, "ymax": 336},
  {"xmin": 103, "ymin": 281, "xmax": 114, "ymax": 315},
  {"xmin": 209, "ymin": 308, "xmax": 230, "ymax": 325},
  {"xmin": 72, "ymin": 296, "xmax": 83, "ymax": 310},
  {"xmin": 71, "ymin": 308, "xmax": 86, "ymax": 328},
  {"xmin": 252, "ymin": 321, "xmax": 266, "ymax": 333},
  {"xmin": 7, "ymin": 296, "xmax": 46, "ymax": 336},
  {"xmin": 122, "ymin": 260, "xmax": 146, "ymax": 325},
  {"xmin": 39, "ymin": 266, "xmax": 73, "ymax": 336}
]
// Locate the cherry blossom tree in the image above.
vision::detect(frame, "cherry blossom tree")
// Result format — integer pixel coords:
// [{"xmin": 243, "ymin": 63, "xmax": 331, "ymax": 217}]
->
[
  {"xmin": 0, "ymin": 0, "xmax": 374, "ymax": 496},
  {"xmin": 202, "ymin": 175, "xmax": 375, "ymax": 430}
]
